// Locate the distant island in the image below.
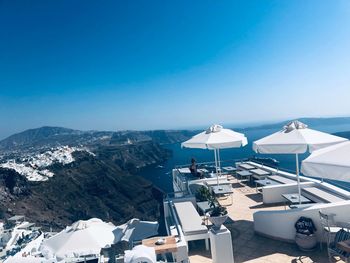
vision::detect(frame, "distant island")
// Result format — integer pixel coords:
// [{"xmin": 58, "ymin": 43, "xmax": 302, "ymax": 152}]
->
[{"xmin": 233, "ymin": 117, "xmax": 350, "ymax": 131}]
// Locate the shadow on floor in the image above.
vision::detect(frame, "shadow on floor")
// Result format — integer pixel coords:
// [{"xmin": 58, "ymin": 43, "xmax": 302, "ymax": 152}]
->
[
  {"xmin": 232, "ymin": 182, "xmax": 245, "ymax": 188},
  {"xmin": 249, "ymin": 203, "xmax": 283, "ymax": 209},
  {"xmin": 245, "ymin": 193, "xmax": 263, "ymax": 203},
  {"xmin": 188, "ymin": 240, "xmax": 212, "ymax": 261},
  {"xmin": 226, "ymin": 220, "xmax": 328, "ymax": 263}
]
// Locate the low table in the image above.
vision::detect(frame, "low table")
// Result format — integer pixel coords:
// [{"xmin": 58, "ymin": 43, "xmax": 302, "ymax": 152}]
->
[
  {"xmin": 282, "ymin": 193, "xmax": 311, "ymax": 210},
  {"xmin": 211, "ymin": 185, "xmax": 233, "ymax": 206},
  {"xmin": 142, "ymin": 236, "xmax": 178, "ymax": 254},
  {"xmin": 222, "ymin": 166, "xmax": 237, "ymax": 173},
  {"xmin": 255, "ymin": 179, "xmax": 280, "ymax": 192},
  {"xmin": 238, "ymin": 163, "xmax": 256, "ymax": 170},
  {"xmin": 250, "ymin": 168, "xmax": 270, "ymax": 180},
  {"xmin": 236, "ymin": 170, "xmax": 252, "ymax": 183},
  {"xmin": 337, "ymin": 239, "xmax": 350, "ymax": 253}
]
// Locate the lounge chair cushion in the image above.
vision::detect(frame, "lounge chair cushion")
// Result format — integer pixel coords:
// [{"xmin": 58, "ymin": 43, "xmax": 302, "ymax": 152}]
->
[
  {"xmin": 268, "ymin": 175, "xmax": 296, "ymax": 184},
  {"xmin": 289, "ymin": 204, "xmax": 314, "ymax": 209},
  {"xmin": 174, "ymin": 201, "xmax": 208, "ymax": 236},
  {"xmin": 302, "ymin": 187, "xmax": 346, "ymax": 203}
]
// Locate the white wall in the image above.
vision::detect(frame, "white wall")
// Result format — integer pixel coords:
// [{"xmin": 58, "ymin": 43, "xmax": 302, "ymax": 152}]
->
[
  {"xmin": 253, "ymin": 201, "xmax": 350, "ymax": 242},
  {"xmin": 262, "ymin": 182, "xmax": 315, "ymax": 204}
]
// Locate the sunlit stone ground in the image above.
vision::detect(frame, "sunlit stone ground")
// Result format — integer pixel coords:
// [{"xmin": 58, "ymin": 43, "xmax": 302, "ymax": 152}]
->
[{"xmin": 188, "ymin": 177, "xmax": 342, "ymax": 263}]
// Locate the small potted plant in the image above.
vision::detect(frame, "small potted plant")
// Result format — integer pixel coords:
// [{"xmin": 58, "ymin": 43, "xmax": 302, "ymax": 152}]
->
[
  {"xmin": 208, "ymin": 198, "xmax": 228, "ymax": 230},
  {"xmin": 294, "ymin": 216, "xmax": 317, "ymax": 251}
]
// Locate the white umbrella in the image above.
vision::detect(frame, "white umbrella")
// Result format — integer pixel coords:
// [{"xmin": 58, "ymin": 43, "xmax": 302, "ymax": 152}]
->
[
  {"xmin": 40, "ymin": 218, "xmax": 117, "ymax": 260},
  {"xmin": 182, "ymin": 124, "xmax": 248, "ymax": 185},
  {"xmin": 114, "ymin": 218, "xmax": 159, "ymax": 243},
  {"xmin": 253, "ymin": 120, "xmax": 347, "ymax": 203},
  {"xmin": 301, "ymin": 141, "xmax": 350, "ymax": 183}
]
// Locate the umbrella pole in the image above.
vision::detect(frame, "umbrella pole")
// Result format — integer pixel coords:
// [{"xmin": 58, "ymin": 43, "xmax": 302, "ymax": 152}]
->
[
  {"xmin": 296, "ymin": 153, "xmax": 301, "ymax": 205},
  {"xmin": 214, "ymin": 149, "xmax": 219, "ymax": 186},
  {"xmin": 217, "ymin": 148, "xmax": 221, "ymax": 176}
]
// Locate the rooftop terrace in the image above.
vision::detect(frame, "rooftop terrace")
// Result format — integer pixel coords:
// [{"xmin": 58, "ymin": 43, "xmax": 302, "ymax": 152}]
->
[{"xmin": 187, "ymin": 177, "xmax": 340, "ymax": 263}]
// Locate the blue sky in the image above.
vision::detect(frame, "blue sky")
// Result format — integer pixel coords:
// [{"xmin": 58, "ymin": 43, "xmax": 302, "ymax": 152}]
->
[{"xmin": 1, "ymin": 0, "xmax": 350, "ymax": 138}]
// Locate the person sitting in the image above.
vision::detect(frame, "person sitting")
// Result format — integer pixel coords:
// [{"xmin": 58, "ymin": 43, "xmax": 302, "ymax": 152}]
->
[{"xmin": 189, "ymin": 158, "xmax": 203, "ymax": 178}]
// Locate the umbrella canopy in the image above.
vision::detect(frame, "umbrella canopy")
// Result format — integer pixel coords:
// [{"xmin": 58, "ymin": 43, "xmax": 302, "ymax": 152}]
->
[
  {"xmin": 40, "ymin": 218, "xmax": 117, "ymax": 260},
  {"xmin": 301, "ymin": 141, "xmax": 350, "ymax": 182},
  {"xmin": 181, "ymin": 124, "xmax": 248, "ymax": 149},
  {"xmin": 114, "ymin": 218, "xmax": 159, "ymax": 243},
  {"xmin": 253, "ymin": 120, "xmax": 347, "ymax": 204},
  {"xmin": 182, "ymin": 124, "xmax": 247, "ymax": 185},
  {"xmin": 253, "ymin": 121, "xmax": 347, "ymax": 154}
]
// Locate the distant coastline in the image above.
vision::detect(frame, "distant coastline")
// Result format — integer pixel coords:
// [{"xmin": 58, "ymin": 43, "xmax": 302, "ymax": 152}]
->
[
  {"xmin": 1, "ymin": 116, "xmax": 350, "ymax": 228},
  {"xmin": 138, "ymin": 118, "xmax": 350, "ymax": 193}
]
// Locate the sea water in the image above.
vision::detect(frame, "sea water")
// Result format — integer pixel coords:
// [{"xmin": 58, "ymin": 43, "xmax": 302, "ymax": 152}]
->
[{"xmin": 138, "ymin": 123, "xmax": 350, "ymax": 193}]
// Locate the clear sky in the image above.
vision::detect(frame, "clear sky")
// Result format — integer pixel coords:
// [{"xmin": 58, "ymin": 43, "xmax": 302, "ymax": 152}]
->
[{"xmin": 1, "ymin": 0, "xmax": 350, "ymax": 139}]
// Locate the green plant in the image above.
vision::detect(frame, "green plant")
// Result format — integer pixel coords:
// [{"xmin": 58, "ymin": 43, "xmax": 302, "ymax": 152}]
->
[
  {"xmin": 195, "ymin": 186, "xmax": 227, "ymax": 217},
  {"xmin": 195, "ymin": 186, "xmax": 212, "ymax": 202},
  {"xmin": 209, "ymin": 205, "xmax": 228, "ymax": 217}
]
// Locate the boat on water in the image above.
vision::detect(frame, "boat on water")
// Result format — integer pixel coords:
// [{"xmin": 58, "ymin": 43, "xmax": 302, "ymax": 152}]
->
[{"xmin": 248, "ymin": 156, "xmax": 279, "ymax": 168}]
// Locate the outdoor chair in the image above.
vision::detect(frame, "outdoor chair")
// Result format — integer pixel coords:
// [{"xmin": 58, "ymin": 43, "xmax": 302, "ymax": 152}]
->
[
  {"xmin": 336, "ymin": 222, "xmax": 350, "ymax": 232},
  {"xmin": 319, "ymin": 210, "xmax": 343, "ymax": 250},
  {"xmin": 327, "ymin": 229, "xmax": 350, "ymax": 263},
  {"xmin": 196, "ymin": 200, "xmax": 216, "ymax": 225}
]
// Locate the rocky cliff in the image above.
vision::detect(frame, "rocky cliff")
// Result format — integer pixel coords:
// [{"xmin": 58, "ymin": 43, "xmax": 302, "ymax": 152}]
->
[
  {"xmin": 0, "ymin": 126, "xmax": 183, "ymax": 229},
  {"xmin": 0, "ymin": 142, "xmax": 169, "ymax": 229}
]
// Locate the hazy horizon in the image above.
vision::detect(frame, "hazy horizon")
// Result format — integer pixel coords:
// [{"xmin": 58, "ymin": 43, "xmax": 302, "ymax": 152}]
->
[
  {"xmin": 2, "ymin": 115, "xmax": 350, "ymax": 141},
  {"xmin": 1, "ymin": 1, "xmax": 350, "ymax": 139}
]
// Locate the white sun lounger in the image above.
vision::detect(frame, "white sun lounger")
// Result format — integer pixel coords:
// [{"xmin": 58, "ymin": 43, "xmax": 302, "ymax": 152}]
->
[
  {"xmin": 174, "ymin": 201, "xmax": 209, "ymax": 250},
  {"xmin": 268, "ymin": 175, "xmax": 296, "ymax": 184},
  {"xmin": 302, "ymin": 187, "xmax": 347, "ymax": 203}
]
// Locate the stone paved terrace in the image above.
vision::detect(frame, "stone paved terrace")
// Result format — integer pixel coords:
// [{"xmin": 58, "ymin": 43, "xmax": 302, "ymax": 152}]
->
[{"xmin": 187, "ymin": 177, "xmax": 346, "ymax": 263}]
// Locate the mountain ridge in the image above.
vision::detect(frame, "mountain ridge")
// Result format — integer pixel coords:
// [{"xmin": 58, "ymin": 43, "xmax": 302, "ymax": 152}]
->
[
  {"xmin": 0, "ymin": 126, "xmax": 194, "ymax": 151},
  {"xmin": 233, "ymin": 117, "xmax": 350, "ymax": 131},
  {"xmin": 3, "ymin": 116, "xmax": 349, "ymax": 150}
]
